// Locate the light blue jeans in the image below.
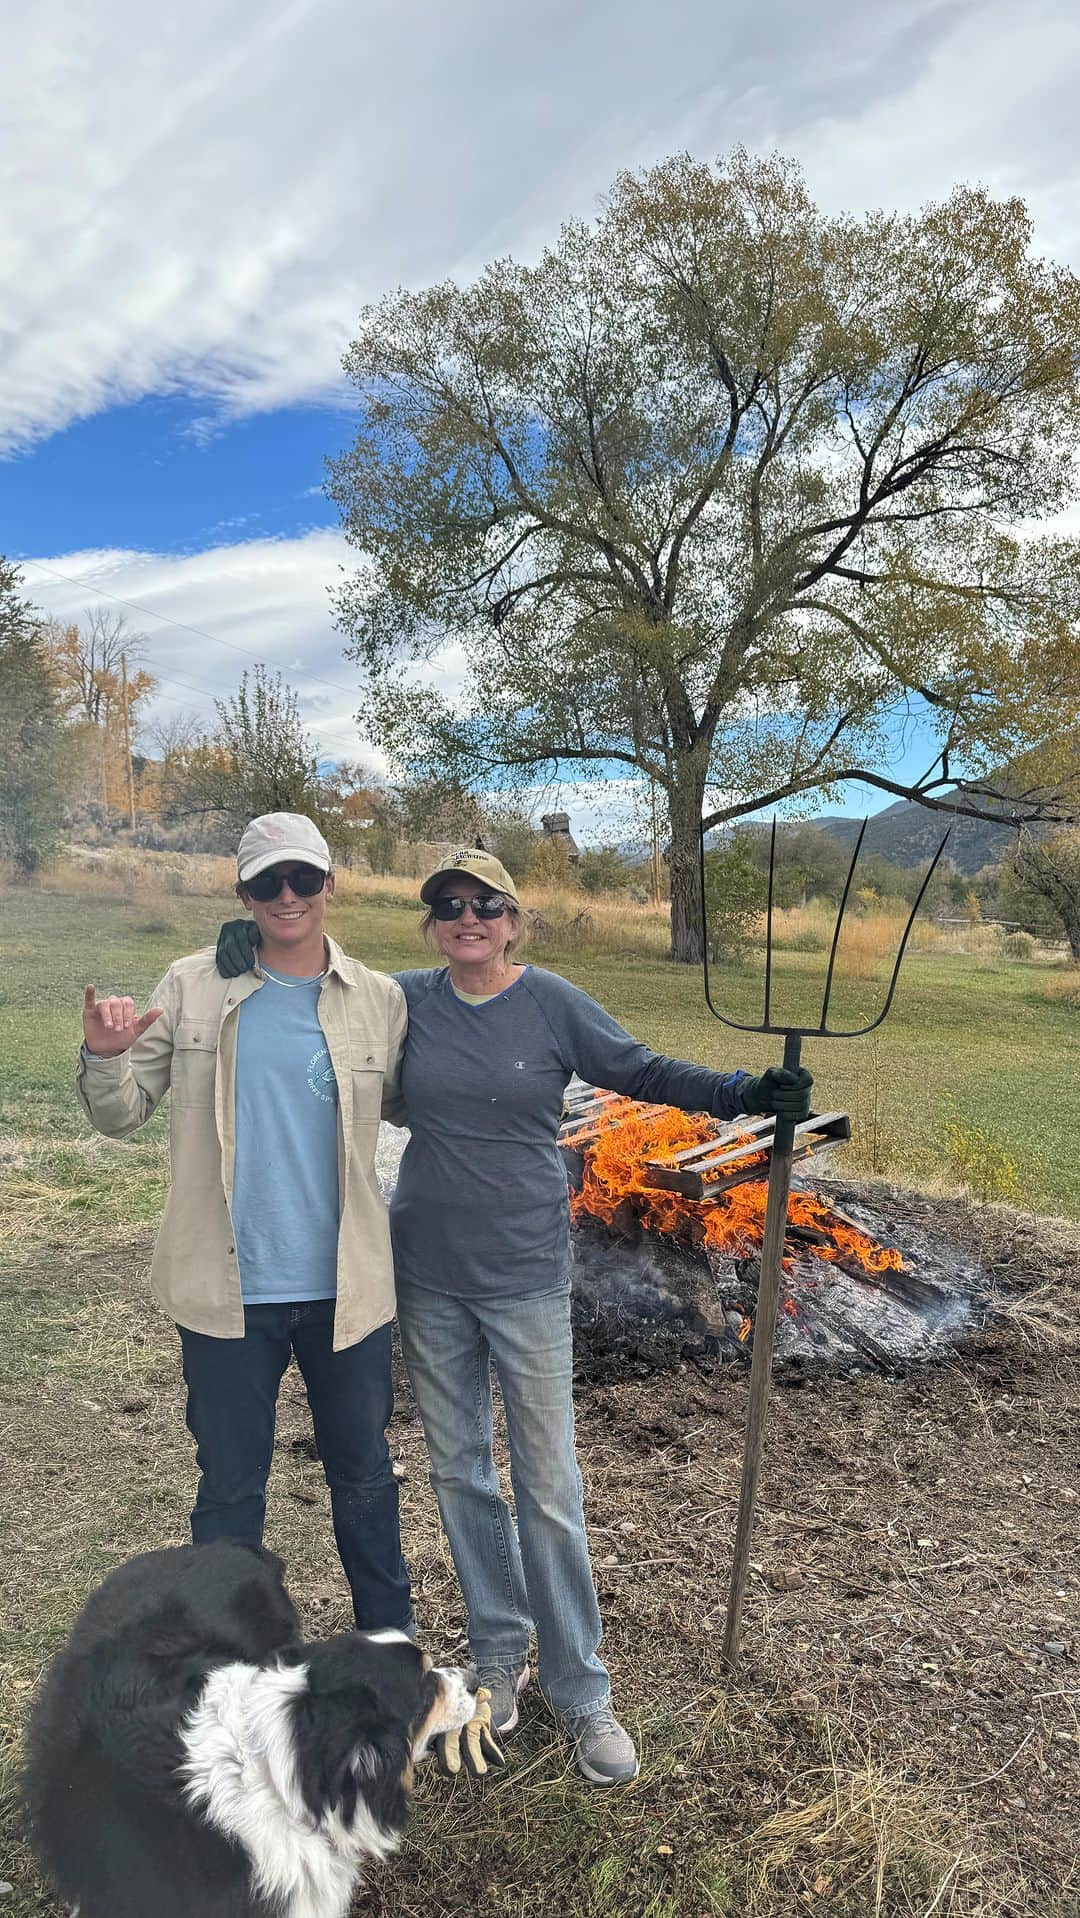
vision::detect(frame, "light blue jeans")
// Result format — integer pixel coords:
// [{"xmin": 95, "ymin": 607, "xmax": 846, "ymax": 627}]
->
[{"xmin": 395, "ymin": 1278, "xmax": 610, "ymax": 1720}]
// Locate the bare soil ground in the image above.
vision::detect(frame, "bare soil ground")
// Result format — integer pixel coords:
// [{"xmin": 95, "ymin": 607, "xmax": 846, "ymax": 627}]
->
[{"xmin": 1, "ymin": 1186, "xmax": 1078, "ymax": 1918}]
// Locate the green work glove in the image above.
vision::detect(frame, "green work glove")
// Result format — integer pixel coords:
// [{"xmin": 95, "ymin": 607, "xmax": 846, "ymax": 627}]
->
[
  {"xmin": 739, "ymin": 1065, "xmax": 814, "ymax": 1122},
  {"xmin": 435, "ymin": 1687, "xmax": 506, "ymax": 1778},
  {"xmin": 216, "ymin": 918, "xmax": 261, "ymax": 978}
]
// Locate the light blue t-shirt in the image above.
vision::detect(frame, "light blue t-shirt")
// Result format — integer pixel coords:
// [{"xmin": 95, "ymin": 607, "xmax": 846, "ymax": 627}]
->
[{"xmin": 231, "ymin": 971, "xmax": 340, "ymax": 1304}]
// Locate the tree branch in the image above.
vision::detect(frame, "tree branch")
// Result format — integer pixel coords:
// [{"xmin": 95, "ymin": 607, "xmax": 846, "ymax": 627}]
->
[{"xmin": 702, "ymin": 767, "xmax": 1076, "ymax": 834}]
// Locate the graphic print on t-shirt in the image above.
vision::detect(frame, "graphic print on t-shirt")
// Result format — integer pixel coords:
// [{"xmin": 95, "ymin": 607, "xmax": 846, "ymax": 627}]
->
[{"xmin": 307, "ymin": 1046, "xmax": 338, "ymax": 1102}]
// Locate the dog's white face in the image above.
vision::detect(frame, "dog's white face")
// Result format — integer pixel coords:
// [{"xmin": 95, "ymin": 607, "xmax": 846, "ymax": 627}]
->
[{"xmin": 180, "ymin": 1632, "xmax": 483, "ymax": 1918}]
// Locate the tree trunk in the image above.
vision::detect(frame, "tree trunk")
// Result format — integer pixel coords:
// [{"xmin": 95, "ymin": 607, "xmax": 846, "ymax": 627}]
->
[
  {"xmin": 667, "ymin": 764, "xmax": 708, "ymax": 963},
  {"xmin": 1015, "ymin": 834, "xmax": 1080, "ymax": 963}
]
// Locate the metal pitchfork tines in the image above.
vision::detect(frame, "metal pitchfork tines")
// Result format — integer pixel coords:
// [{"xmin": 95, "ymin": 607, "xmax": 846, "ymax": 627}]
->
[{"xmin": 698, "ymin": 816, "xmax": 951, "ymax": 1669}]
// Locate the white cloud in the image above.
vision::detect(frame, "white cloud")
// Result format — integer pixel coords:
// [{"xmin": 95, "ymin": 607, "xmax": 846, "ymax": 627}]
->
[
  {"xmin": 20, "ymin": 537, "xmax": 668, "ymax": 841},
  {"xmin": 785, "ymin": 0, "xmax": 1080, "ymax": 253},
  {"xmin": 22, "ymin": 532, "xmax": 391, "ymax": 770},
  {"xmin": 3, "ymin": 0, "xmax": 1078, "ymax": 452}
]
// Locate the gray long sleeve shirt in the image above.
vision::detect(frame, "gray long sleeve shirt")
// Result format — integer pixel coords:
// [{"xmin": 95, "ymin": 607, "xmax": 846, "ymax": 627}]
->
[{"xmin": 389, "ymin": 964, "xmax": 749, "ymax": 1298}]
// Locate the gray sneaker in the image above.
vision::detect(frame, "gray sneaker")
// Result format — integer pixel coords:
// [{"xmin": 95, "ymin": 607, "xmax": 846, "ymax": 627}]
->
[
  {"xmin": 564, "ymin": 1706, "xmax": 639, "ymax": 1786},
  {"xmin": 475, "ymin": 1660, "xmax": 530, "ymax": 1734}
]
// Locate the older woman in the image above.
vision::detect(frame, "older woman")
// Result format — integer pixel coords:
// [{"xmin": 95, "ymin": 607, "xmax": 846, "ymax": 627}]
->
[
  {"xmin": 217, "ymin": 848, "xmax": 812, "ymax": 1786},
  {"xmin": 389, "ymin": 849, "xmax": 812, "ymax": 1788}
]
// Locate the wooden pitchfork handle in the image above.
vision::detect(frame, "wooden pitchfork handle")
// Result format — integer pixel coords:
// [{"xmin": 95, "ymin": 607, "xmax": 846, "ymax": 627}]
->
[{"xmin": 721, "ymin": 1030, "xmax": 802, "ymax": 1670}]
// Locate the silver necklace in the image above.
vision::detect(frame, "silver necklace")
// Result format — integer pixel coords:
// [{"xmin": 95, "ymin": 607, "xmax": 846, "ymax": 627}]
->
[{"xmin": 259, "ymin": 961, "xmax": 328, "ymax": 990}]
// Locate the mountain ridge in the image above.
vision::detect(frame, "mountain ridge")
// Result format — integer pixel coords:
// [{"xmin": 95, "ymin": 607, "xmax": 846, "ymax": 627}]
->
[{"xmin": 810, "ymin": 795, "xmax": 1028, "ymax": 875}]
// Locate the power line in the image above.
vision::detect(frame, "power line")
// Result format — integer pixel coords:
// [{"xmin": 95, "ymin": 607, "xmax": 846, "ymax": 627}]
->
[
  {"xmin": 150, "ymin": 661, "xmax": 359, "ymax": 738},
  {"xmin": 25, "ymin": 556, "xmax": 372, "ymax": 758},
  {"xmin": 22, "ymin": 556, "xmax": 362, "ymax": 702},
  {"xmin": 136, "ymin": 665, "xmax": 369, "ymax": 760}
]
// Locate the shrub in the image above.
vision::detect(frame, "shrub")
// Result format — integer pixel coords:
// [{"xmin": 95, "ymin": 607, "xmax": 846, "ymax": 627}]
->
[
  {"xmin": 579, "ymin": 848, "xmax": 632, "ymax": 896},
  {"xmin": 942, "ymin": 1103, "xmax": 1023, "ymax": 1204},
  {"xmin": 1002, "ymin": 930, "xmax": 1037, "ymax": 961},
  {"xmin": 361, "ymin": 819, "xmax": 399, "ymax": 876},
  {"xmin": 703, "ymin": 833, "xmax": 767, "ymax": 961},
  {"xmin": 530, "ymin": 839, "xmax": 580, "ymax": 889},
  {"xmin": 485, "ymin": 815, "xmax": 538, "ymax": 880}
]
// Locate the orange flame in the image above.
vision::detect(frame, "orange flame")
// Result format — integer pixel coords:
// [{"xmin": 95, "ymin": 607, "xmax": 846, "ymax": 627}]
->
[{"xmin": 564, "ymin": 1097, "xmax": 903, "ymax": 1274}]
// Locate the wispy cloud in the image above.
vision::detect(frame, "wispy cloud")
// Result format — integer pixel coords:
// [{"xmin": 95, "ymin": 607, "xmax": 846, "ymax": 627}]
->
[{"xmin": 3, "ymin": 0, "xmax": 1077, "ymax": 453}]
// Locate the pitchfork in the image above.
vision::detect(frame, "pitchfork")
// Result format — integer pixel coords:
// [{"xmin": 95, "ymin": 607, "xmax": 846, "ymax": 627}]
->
[{"xmin": 698, "ymin": 816, "xmax": 951, "ymax": 1667}]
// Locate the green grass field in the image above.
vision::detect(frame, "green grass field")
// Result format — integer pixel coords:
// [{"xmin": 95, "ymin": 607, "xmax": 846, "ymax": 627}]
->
[
  {"xmin": 2, "ymin": 880, "xmax": 1077, "ymax": 1265},
  {"xmin": 3, "ymin": 874, "xmax": 1079, "ymax": 1917}
]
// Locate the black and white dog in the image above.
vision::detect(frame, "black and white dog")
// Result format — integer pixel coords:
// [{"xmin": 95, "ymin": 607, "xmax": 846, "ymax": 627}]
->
[{"xmin": 23, "ymin": 1541, "xmax": 476, "ymax": 1918}]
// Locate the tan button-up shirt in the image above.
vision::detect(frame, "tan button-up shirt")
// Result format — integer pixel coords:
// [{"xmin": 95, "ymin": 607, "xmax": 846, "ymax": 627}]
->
[{"xmin": 75, "ymin": 938, "xmax": 406, "ymax": 1350}]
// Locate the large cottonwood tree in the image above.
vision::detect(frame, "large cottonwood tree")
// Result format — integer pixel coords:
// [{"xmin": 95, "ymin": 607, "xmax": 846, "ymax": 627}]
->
[{"xmin": 330, "ymin": 150, "xmax": 1080, "ymax": 960}]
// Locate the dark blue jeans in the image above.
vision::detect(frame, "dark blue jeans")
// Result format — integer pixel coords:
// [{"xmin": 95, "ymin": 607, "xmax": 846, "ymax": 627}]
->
[{"xmin": 178, "ymin": 1302, "xmax": 412, "ymax": 1632}]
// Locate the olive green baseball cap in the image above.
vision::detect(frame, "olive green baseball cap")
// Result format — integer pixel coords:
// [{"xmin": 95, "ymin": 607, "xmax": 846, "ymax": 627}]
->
[{"xmin": 419, "ymin": 848, "xmax": 520, "ymax": 906}]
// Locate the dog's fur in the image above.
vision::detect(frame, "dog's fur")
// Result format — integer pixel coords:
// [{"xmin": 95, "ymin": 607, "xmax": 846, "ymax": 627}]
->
[{"xmin": 23, "ymin": 1542, "xmax": 475, "ymax": 1918}]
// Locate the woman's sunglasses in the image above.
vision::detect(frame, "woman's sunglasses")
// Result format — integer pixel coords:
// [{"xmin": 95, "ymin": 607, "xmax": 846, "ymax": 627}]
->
[
  {"xmin": 431, "ymin": 893, "xmax": 508, "ymax": 921},
  {"xmin": 244, "ymin": 864, "xmax": 328, "ymax": 902}
]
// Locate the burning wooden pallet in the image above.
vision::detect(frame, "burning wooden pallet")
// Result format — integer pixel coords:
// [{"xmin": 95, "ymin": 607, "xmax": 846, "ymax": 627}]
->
[
  {"xmin": 558, "ymin": 1086, "xmax": 910, "ymax": 1282},
  {"xmin": 559, "ymin": 1087, "xmax": 850, "ymax": 1199},
  {"xmin": 640, "ymin": 1111, "xmax": 851, "ymax": 1197}
]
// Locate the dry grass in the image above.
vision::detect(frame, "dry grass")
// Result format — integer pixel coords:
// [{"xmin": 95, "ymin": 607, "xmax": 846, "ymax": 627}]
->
[
  {"xmin": 39, "ymin": 847, "xmax": 236, "ymax": 899},
  {"xmin": 28, "ymin": 849, "xmax": 1069, "ymax": 978},
  {"xmin": 519, "ymin": 887, "xmax": 1020, "ymax": 973},
  {"xmin": 1040, "ymin": 968, "xmax": 1080, "ymax": 1011},
  {"xmin": 748, "ymin": 1729, "xmax": 982, "ymax": 1916},
  {"xmin": 39, "ymin": 851, "xmax": 424, "ymax": 909},
  {"xmin": 34, "ymin": 849, "xmax": 665, "ymax": 945},
  {"xmin": 522, "ymin": 886, "xmax": 672, "ymax": 960},
  {"xmin": 767, "ymin": 901, "xmax": 1037, "ymax": 969},
  {"xmin": 5, "ymin": 1191, "xmax": 1080, "ymax": 1917},
  {"xmin": 990, "ymin": 1281, "xmax": 1078, "ymax": 1349}
]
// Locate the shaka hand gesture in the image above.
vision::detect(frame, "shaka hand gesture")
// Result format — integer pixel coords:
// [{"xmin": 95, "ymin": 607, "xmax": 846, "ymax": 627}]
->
[{"xmin": 83, "ymin": 985, "xmax": 164, "ymax": 1058}]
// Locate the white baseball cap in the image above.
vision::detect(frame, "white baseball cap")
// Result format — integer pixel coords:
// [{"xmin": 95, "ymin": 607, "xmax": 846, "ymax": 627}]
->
[{"xmin": 236, "ymin": 812, "xmax": 332, "ymax": 884}]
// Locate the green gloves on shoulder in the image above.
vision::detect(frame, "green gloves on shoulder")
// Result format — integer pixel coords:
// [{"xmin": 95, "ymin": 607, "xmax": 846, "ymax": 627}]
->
[
  {"xmin": 739, "ymin": 1065, "xmax": 814, "ymax": 1122},
  {"xmin": 216, "ymin": 919, "xmax": 260, "ymax": 977}
]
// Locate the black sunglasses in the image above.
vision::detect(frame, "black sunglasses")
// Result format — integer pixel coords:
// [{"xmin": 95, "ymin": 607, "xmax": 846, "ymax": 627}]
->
[
  {"xmin": 244, "ymin": 864, "xmax": 328, "ymax": 902},
  {"xmin": 431, "ymin": 893, "xmax": 508, "ymax": 921}
]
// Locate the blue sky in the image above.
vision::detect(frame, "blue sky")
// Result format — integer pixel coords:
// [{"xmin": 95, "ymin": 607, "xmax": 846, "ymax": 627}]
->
[
  {"xmin": 1, "ymin": 399, "xmax": 347, "ymax": 559},
  {"xmin": 5, "ymin": 0, "xmax": 1079, "ymax": 840}
]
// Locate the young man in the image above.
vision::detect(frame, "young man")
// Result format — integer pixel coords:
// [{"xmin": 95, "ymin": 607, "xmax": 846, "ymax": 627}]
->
[{"xmin": 76, "ymin": 812, "xmax": 412, "ymax": 1631}]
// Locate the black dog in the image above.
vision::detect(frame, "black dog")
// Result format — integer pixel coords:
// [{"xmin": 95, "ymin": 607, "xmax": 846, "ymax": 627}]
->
[{"xmin": 23, "ymin": 1541, "xmax": 475, "ymax": 1918}]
